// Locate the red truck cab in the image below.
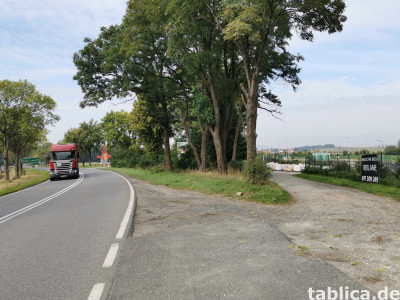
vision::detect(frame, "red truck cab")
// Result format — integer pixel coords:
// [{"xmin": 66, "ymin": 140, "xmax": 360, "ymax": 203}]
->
[{"xmin": 49, "ymin": 144, "xmax": 80, "ymax": 181}]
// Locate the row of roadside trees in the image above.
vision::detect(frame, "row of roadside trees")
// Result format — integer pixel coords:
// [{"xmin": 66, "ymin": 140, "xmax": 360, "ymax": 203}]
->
[
  {"xmin": 73, "ymin": 0, "xmax": 346, "ymax": 174},
  {"xmin": 60, "ymin": 108, "xmax": 245, "ymax": 170},
  {"xmin": 0, "ymin": 80, "xmax": 59, "ymax": 181}
]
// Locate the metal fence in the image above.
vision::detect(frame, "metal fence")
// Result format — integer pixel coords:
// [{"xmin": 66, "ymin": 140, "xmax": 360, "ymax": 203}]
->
[
  {"xmin": 385, "ymin": 161, "xmax": 400, "ymax": 173},
  {"xmin": 306, "ymin": 156, "xmax": 399, "ymax": 169},
  {"xmin": 305, "ymin": 155, "xmax": 400, "ymax": 177}
]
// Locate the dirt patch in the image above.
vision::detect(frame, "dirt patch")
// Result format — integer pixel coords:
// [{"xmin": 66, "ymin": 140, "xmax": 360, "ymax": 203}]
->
[{"xmin": 269, "ymin": 172, "xmax": 400, "ymax": 293}]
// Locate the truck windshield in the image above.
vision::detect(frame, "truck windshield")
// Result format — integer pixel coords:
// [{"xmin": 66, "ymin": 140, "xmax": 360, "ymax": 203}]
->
[{"xmin": 51, "ymin": 151, "xmax": 76, "ymax": 160}]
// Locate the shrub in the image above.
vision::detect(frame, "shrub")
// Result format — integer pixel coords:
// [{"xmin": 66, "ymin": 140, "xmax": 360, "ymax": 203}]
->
[
  {"xmin": 228, "ymin": 160, "xmax": 244, "ymax": 172},
  {"xmin": 243, "ymin": 157, "xmax": 272, "ymax": 185}
]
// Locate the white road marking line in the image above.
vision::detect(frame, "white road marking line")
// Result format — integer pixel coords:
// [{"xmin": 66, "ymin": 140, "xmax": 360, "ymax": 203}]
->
[
  {"xmin": 88, "ymin": 283, "xmax": 105, "ymax": 300},
  {"xmin": 0, "ymin": 174, "xmax": 84, "ymax": 225},
  {"xmin": 88, "ymin": 172, "xmax": 136, "ymax": 300},
  {"xmin": 103, "ymin": 243, "xmax": 119, "ymax": 268},
  {"xmin": 112, "ymin": 172, "xmax": 136, "ymax": 240}
]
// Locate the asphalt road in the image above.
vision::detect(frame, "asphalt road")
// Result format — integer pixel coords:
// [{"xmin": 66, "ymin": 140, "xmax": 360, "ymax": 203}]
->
[{"xmin": 0, "ymin": 168, "xmax": 134, "ymax": 300}]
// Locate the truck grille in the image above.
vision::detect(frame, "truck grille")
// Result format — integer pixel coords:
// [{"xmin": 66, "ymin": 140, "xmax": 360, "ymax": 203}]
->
[{"xmin": 55, "ymin": 163, "xmax": 71, "ymax": 175}]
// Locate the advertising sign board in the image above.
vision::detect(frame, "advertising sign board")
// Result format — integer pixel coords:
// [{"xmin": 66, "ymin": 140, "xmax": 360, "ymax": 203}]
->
[{"xmin": 361, "ymin": 154, "xmax": 379, "ymax": 183}]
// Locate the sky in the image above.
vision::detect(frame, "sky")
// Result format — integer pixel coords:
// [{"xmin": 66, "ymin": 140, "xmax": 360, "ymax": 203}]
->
[{"xmin": 1, "ymin": 0, "xmax": 399, "ymax": 149}]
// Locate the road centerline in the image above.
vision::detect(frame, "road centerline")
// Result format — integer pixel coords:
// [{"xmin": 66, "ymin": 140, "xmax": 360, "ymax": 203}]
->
[{"xmin": 0, "ymin": 174, "xmax": 84, "ymax": 225}]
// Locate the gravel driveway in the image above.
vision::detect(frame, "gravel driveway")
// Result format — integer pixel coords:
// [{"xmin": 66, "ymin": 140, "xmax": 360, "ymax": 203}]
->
[{"xmin": 270, "ymin": 172, "xmax": 400, "ymax": 293}]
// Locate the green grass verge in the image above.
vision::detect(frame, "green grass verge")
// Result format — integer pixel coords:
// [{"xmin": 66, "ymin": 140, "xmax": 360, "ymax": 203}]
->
[
  {"xmin": 0, "ymin": 170, "xmax": 49, "ymax": 197},
  {"xmin": 110, "ymin": 168, "xmax": 291, "ymax": 204},
  {"xmin": 295, "ymin": 173, "xmax": 400, "ymax": 201}
]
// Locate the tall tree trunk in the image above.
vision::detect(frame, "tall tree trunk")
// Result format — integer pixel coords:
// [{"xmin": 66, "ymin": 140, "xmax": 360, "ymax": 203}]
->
[
  {"xmin": 240, "ymin": 61, "xmax": 259, "ymax": 165},
  {"xmin": 15, "ymin": 152, "xmax": 20, "ymax": 178},
  {"xmin": 19, "ymin": 156, "xmax": 23, "ymax": 177},
  {"xmin": 219, "ymin": 41, "xmax": 236, "ymax": 169},
  {"xmin": 182, "ymin": 101, "xmax": 201, "ymax": 170},
  {"xmin": 232, "ymin": 101, "xmax": 244, "ymax": 162},
  {"xmin": 208, "ymin": 81, "xmax": 227, "ymax": 174},
  {"xmin": 3, "ymin": 141, "xmax": 10, "ymax": 181},
  {"xmin": 246, "ymin": 91, "xmax": 258, "ymax": 164},
  {"xmin": 238, "ymin": 41, "xmax": 264, "ymax": 166},
  {"xmin": 199, "ymin": 120, "xmax": 208, "ymax": 172},
  {"xmin": 209, "ymin": 126, "xmax": 226, "ymax": 174},
  {"xmin": 161, "ymin": 95, "xmax": 172, "ymax": 170},
  {"xmin": 16, "ymin": 149, "xmax": 24, "ymax": 178},
  {"xmin": 163, "ymin": 125, "xmax": 172, "ymax": 170},
  {"xmin": 220, "ymin": 96, "xmax": 234, "ymax": 168}
]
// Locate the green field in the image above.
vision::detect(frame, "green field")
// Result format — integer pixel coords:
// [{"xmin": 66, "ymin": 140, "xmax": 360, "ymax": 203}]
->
[
  {"xmin": 110, "ymin": 168, "xmax": 291, "ymax": 204},
  {"xmin": 0, "ymin": 169, "xmax": 49, "ymax": 197}
]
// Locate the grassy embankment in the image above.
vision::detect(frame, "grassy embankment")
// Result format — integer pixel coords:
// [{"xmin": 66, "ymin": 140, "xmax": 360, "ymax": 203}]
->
[
  {"xmin": 110, "ymin": 168, "xmax": 291, "ymax": 204},
  {"xmin": 0, "ymin": 168, "xmax": 49, "ymax": 197},
  {"xmin": 295, "ymin": 173, "xmax": 400, "ymax": 202}
]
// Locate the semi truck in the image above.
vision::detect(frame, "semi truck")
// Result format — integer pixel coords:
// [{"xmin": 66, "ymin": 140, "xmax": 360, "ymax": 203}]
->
[{"xmin": 49, "ymin": 144, "xmax": 80, "ymax": 181}]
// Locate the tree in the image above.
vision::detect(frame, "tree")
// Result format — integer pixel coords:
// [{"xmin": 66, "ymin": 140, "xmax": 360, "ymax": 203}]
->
[
  {"xmin": 101, "ymin": 110, "xmax": 142, "ymax": 167},
  {"xmin": 384, "ymin": 145, "xmax": 399, "ymax": 156},
  {"xmin": 63, "ymin": 128, "xmax": 85, "ymax": 164},
  {"xmin": 181, "ymin": 88, "xmax": 215, "ymax": 172},
  {"xmin": 0, "ymin": 80, "xmax": 58, "ymax": 181},
  {"xmin": 101, "ymin": 110, "xmax": 136, "ymax": 149},
  {"xmin": 73, "ymin": 1, "xmax": 183, "ymax": 170},
  {"xmin": 166, "ymin": 0, "xmax": 243, "ymax": 173},
  {"xmin": 74, "ymin": 0, "xmax": 247, "ymax": 173},
  {"xmin": 218, "ymin": 0, "xmax": 347, "ymax": 164},
  {"xmin": 9, "ymin": 109, "xmax": 47, "ymax": 177},
  {"xmin": 80, "ymin": 120, "xmax": 103, "ymax": 166},
  {"xmin": 130, "ymin": 95, "xmax": 164, "ymax": 163},
  {"xmin": 231, "ymin": 98, "xmax": 246, "ymax": 162},
  {"xmin": 63, "ymin": 120, "xmax": 103, "ymax": 166},
  {"xmin": 31, "ymin": 141, "xmax": 53, "ymax": 164}
]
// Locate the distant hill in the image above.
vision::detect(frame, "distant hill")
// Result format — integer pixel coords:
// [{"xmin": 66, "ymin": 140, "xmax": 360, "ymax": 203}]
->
[
  {"xmin": 259, "ymin": 144, "xmax": 336, "ymax": 153},
  {"xmin": 293, "ymin": 144, "xmax": 335, "ymax": 152},
  {"xmin": 259, "ymin": 144, "xmax": 382, "ymax": 154}
]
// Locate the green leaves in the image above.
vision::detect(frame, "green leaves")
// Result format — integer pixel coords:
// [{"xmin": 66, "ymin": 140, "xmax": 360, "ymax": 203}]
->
[
  {"xmin": 222, "ymin": 2, "xmax": 263, "ymax": 42},
  {"xmin": 0, "ymin": 79, "xmax": 59, "ymax": 179},
  {"xmin": 191, "ymin": 87, "xmax": 214, "ymax": 125},
  {"xmin": 71, "ymin": 0, "xmax": 346, "ymax": 171},
  {"xmin": 64, "ymin": 119, "xmax": 103, "ymax": 163},
  {"xmin": 101, "ymin": 110, "xmax": 135, "ymax": 148}
]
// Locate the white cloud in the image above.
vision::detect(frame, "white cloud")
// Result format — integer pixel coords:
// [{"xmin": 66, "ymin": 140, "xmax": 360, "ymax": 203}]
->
[
  {"xmin": 257, "ymin": 78, "xmax": 400, "ymax": 148},
  {"xmin": 41, "ymin": 85, "xmax": 134, "ymax": 143},
  {"xmin": 255, "ymin": 1, "xmax": 400, "ymax": 149},
  {"xmin": 0, "ymin": 0, "xmax": 130, "ymax": 143}
]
